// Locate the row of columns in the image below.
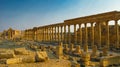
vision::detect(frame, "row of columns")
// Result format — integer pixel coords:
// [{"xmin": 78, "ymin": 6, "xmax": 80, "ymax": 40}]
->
[{"xmin": 25, "ymin": 20, "xmax": 120, "ymax": 49}]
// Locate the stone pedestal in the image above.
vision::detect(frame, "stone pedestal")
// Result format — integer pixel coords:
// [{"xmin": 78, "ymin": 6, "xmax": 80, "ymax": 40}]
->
[
  {"xmin": 63, "ymin": 44, "xmax": 69, "ymax": 53},
  {"xmin": 81, "ymin": 52, "xmax": 90, "ymax": 66},
  {"xmin": 56, "ymin": 42, "xmax": 63, "ymax": 58},
  {"xmin": 74, "ymin": 45, "xmax": 81, "ymax": 55},
  {"xmin": 91, "ymin": 45, "xmax": 97, "ymax": 58},
  {"xmin": 83, "ymin": 44, "xmax": 88, "ymax": 52},
  {"xmin": 102, "ymin": 46, "xmax": 108, "ymax": 56},
  {"xmin": 69, "ymin": 43, "xmax": 74, "ymax": 52}
]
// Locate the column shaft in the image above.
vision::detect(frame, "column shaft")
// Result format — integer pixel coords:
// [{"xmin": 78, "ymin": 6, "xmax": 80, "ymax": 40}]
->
[
  {"xmin": 79, "ymin": 24, "xmax": 82, "ymax": 45},
  {"xmin": 68, "ymin": 25, "xmax": 71, "ymax": 44},
  {"xmin": 106, "ymin": 22, "xmax": 109, "ymax": 48},
  {"xmin": 91, "ymin": 23, "xmax": 94, "ymax": 47},
  {"xmin": 115, "ymin": 20, "xmax": 119, "ymax": 48},
  {"xmin": 84, "ymin": 23, "xmax": 88, "ymax": 45},
  {"xmin": 58, "ymin": 26, "xmax": 60, "ymax": 42},
  {"xmin": 52, "ymin": 27, "xmax": 54, "ymax": 42},
  {"xmin": 55, "ymin": 27, "xmax": 57, "ymax": 42},
  {"xmin": 74, "ymin": 24, "xmax": 77, "ymax": 44},
  {"xmin": 64, "ymin": 25, "xmax": 66, "ymax": 43},
  {"xmin": 98, "ymin": 23, "xmax": 101, "ymax": 48},
  {"xmin": 61, "ymin": 26, "xmax": 63, "ymax": 42}
]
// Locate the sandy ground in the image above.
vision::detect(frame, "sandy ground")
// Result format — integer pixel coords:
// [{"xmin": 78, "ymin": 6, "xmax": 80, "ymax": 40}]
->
[
  {"xmin": 0, "ymin": 59, "xmax": 71, "ymax": 67},
  {"xmin": 0, "ymin": 40, "xmax": 71, "ymax": 67}
]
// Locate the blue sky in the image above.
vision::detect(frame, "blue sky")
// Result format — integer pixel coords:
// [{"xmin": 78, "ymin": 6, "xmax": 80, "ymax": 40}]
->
[{"xmin": 0, "ymin": 0, "xmax": 120, "ymax": 32}]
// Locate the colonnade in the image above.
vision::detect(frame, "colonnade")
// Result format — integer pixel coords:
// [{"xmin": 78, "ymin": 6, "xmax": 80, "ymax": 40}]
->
[{"xmin": 24, "ymin": 11, "xmax": 120, "ymax": 49}]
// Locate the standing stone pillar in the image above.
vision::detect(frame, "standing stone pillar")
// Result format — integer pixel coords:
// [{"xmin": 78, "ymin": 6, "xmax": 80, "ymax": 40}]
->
[
  {"xmin": 58, "ymin": 26, "xmax": 60, "ymax": 42},
  {"xmin": 79, "ymin": 24, "xmax": 82, "ymax": 46},
  {"xmin": 74, "ymin": 24, "xmax": 77, "ymax": 44},
  {"xmin": 46, "ymin": 28, "xmax": 48, "ymax": 42},
  {"xmin": 52, "ymin": 27, "xmax": 54, "ymax": 42},
  {"xmin": 98, "ymin": 22, "xmax": 101, "ymax": 48},
  {"xmin": 68, "ymin": 25, "xmax": 71, "ymax": 44},
  {"xmin": 83, "ymin": 44, "xmax": 88, "ymax": 52},
  {"xmin": 91, "ymin": 22, "xmax": 94, "ymax": 47},
  {"xmin": 42, "ymin": 28, "xmax": 44, "ymax": 42},
  {"xmin": 106, "ymin": 21, "xmax": 109, "ymax": 49},
  {"xmin": 84, "ymin": 23, "xmax": 88, "ymax": 45},
  {"xmin": 55, "ymin": 26, "xmax": 57, "ymax": 42},
  {"xmin": 43, "ymin": 28, "xmax": 45, "ymax": 42},
  {"xmin": 115, "ymin": 20, "xmax": 119, "ymax": 48},
  {"xmin": 64, "ymin": 25, "xmax": 66, "ymax": 44},
  {"xmin": 61, "ymin": 26, "xmax": 63, "ymax": 42},
  {"xmin": 49, "ymin": 27, "xmax": 52, "ymax": 42},
  {"xmin": 45, "ymin": 28, "xmax": 47, "ymax": 42}
]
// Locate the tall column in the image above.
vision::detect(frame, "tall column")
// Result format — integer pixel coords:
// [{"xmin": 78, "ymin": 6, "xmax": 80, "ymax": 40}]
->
[
  {"xmin": 68, "ymin": 25, "xmax": 71, "ymax": 44},
  {"xmin": 58, "ymin": 26, "xmax": 60, "ymax": 42},
  {"xmin": 91, "ymin": 22, "xmax": 94, "ymax": 47},
  {"xmin": 98, "ymin": 22, "xmax": 101, "ymax": 48},
  {"xmin": 43, "ymin": 28, "xmax": 45, "ymax": 42},
  {"xmin": 55, "ymin": 26, "xmax": 57, "ymax": 42},
  {"xmin": 79, "ymin": 24, "xmax": 82, "ymax": 45},
  {"xmin": 64, "ymin": 25, "xmax": 66, "ymax": 44},
  {"xmin": 74, "ymin": 24, "xmax": 77, "ymax": 44},
  {"xmin": 106, "ymin": 21, "xmax": 109, "ymax": 49},
  {"xmin": 45, "ymin": 28, "xmax": 47, "ymax": 42},
  {"xmin": 49, "ymin": 27, "xmax": 52, "ymax": 42},
  {"xmin": 46, "ymin": 28, "xmax": 48, "ymax": 42},
  {"xmin": 115, "ymin": 20, "xmax": 119, "ymax": 48},
  {"xmin": 61, "ymin": 26, "xmax": 63, "ymax": 42},
  {"xmin": 84, "ymin": 23, "xmax": 88, "ymax": 45},
  {"xmin": 52, "ymin": 27, "xmax": 54, "ymax": 42},
  {"xmin": 42, "ymin": 28, "xmax": 44, "ymax": 42}
]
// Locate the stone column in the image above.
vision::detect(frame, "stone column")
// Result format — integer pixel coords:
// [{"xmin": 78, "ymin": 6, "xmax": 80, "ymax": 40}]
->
[
  {"xmin": 74, "ymin": 24, "xmax": 77, "ymax": 44},
  {"xmin": 58, "ymin": 26, "xmax": 60, "ymax": 42},
  {"xmin": 98, "ymin": 22, "xmax": 101, "ymax": 48},
  {"xmin": 106, "ymin": 21, "xmax": 109, "ymax": 49},
  {"xmin": 46, "ymin": 28, "xmax": 48, "ymax": 42},
  {"xmin": 42, "ymin": 28, "xmax": 44, "ymax": 42},
  {"xmin": 43, "ymin": 28, "xmax": 45, "ymax": 42},
  {"xmin": 91, "ymin": 23, "xmax": 94, "ymax": 47},
  {"xmin": 61, "ymin": 26, "xmax": 63, "ymax": 42},
  {"xmin": 79, "ymin": 24, "xmax": 82, "ymax": 45},
  {"xmin": 44, "ymin": 28, "xmax": 46, "ymax": 42},
  {"xmin": 64, "ymin": 25, "xmax": 66, "ymax": 44},
  {"xmin": 55, "ymin": 26, "xmax": 57, "ymax": 42},
  {"xmin": 49, "ymin": 27, "xmax": 52, "ymax": 42},
  {"xmin": 115, "ymin": 20, "xmax": 119, "ymax": 48},
  {"xmin": 84, "ymin": 23, "xmax": 88, "ymax": 45},
  {"xmin": 52, "ymin": 27, "xmax": 54, "ymax": 42},
  {"xmin": 68, "ymin": 25, "xmax": 71, "ymax": 44}
]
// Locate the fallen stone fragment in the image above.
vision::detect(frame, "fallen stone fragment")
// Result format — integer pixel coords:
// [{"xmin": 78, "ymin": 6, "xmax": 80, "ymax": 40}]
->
[
  {"xmin": 14, "ymin": 47, "xmax": 29, "ymax": 55},
  {"xmin": 35, "ymin": 51, "xmax": 49, "ymax": 62}
]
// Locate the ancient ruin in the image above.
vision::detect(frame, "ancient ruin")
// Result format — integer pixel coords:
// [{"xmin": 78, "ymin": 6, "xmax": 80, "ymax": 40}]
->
[{"xmin": 0, "ymin": 11, "xmax": 120, "ymax": 67}]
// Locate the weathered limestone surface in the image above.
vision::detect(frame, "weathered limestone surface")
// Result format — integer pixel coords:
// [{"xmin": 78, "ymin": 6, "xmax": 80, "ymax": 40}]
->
[
  {"xmin": 22, "ymin": 56, "xmax": 35, "ymax": 63},
  {"xmin": 35, "ymin": 51, "xmax": 49, "ymax": 62},
  {"xmin": 100, "ymin": 56, "xmax": 120, "ymax": 67},
  {"xmin": 6, "ymin": 58, "xmax": 22, "ymax": 64},
  {"xmin": 0, "ymin": 49, "xmax": 15, "ymax": 59},
  {"xmin": 14, "ymin": 47, "xmax": 29, "ymax": 55}
]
